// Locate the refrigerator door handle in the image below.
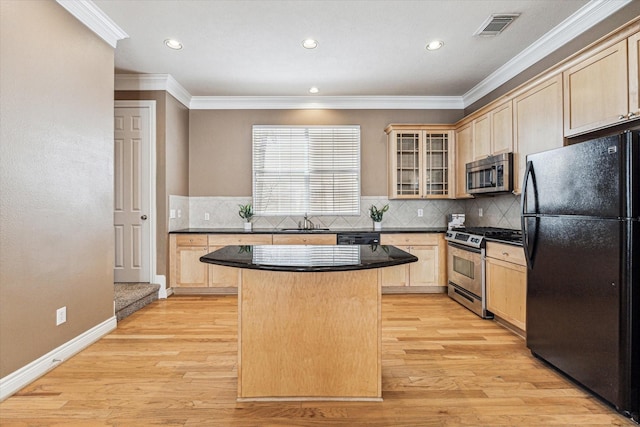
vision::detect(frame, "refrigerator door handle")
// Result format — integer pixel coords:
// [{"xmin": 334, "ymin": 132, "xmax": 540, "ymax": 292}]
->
[{"xmin": 521, "ymin": 160, "xmax": 536, "ymax": 269}]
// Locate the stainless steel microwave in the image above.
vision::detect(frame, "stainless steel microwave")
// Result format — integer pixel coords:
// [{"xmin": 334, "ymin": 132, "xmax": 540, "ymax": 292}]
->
[{"xmin": 466, "ymin": 152, "xmax": 513, "ymax": 195}]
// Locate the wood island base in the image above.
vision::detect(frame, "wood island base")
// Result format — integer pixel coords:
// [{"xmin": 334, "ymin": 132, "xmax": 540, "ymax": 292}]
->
[{"xmin": 238, "ymin": 269, "xmax": 382, "ymax": 401}]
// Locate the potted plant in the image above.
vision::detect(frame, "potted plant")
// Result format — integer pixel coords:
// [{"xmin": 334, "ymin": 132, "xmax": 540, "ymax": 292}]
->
[
  {"xmin": 369, "ymin": 204, "xmax": 389, "ymax": 230},
  {"xmin": 238, "ymin": 203, "xmax": 254, "ymax": 231}
]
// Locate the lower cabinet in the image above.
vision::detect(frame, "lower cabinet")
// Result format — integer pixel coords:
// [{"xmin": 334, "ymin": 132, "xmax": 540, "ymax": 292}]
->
[
  {"xmin": 485, "ymin": 242, "xmax": 527, "ymax": 332},
  {"xmin": 379, "ymin": 233, "xmax": 447, "ymax": 292},
  {"xmin": 169, "ymin": 233, "xmax": 272, "ymax": 293},
  {"xmin": 172, "ymin": 235, "xmax": 209, "ymax": 287}
]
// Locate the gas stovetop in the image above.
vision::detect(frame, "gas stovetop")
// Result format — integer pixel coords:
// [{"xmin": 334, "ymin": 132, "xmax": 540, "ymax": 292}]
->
[{"xmin": 444, "ymin": 227, "xmax": 523, "ymax": 249}]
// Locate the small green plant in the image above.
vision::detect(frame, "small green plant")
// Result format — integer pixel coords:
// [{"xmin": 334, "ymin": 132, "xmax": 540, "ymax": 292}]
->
[
  {"xmin": 238, "ymin": 203, "xmax": 254, "ymax": 222},
  {"xmin": 369, "ymin": 204, "xmax": 389, "ymax": 222}
]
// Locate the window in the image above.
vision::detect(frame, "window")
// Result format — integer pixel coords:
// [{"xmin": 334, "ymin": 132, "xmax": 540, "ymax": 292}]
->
[{"xmin": 252, "ymin": 125, "xmax": 360, "ymax": 216}]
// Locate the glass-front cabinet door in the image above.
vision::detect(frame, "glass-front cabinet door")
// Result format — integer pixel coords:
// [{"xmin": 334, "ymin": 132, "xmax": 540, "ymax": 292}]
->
[
  {"xmin": 395, "ymin": 131, "xmax": 421, "ymax": 197},
  {"xmin": 386, "ymin": 125, "xmax": 455, "ymax": 199}
]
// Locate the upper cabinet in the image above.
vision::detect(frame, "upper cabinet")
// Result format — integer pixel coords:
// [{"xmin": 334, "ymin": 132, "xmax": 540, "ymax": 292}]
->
[
  {"xmin": 629, "ymin": 32, "xmax": 640, "ymax": 119},
  {"xmin": 472, "ymin": 100, "xmax": 514, "ymax": 160},
  {"xmin": 386, "ymin": 125, "xmax": 455, "ymax": 199},
  {"xmin": 454, "ymin": 123, "xmax": 473, "ymax": 199},
  {"xmin": 513, "ymin": 74, "xmax": 564, "ymax": 194},
  {"xmin": 564, "ymin": 31, "xmax": 640, "ymax": 136}
]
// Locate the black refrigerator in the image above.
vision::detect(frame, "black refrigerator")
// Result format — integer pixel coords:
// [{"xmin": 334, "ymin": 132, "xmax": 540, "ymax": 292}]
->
[{"xmin": 521, "ymin": 129, "xmax": 639, "ymax": 422}]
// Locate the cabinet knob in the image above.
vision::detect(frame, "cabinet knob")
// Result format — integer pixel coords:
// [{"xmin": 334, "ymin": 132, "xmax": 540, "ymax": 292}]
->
[
  {"xmin": 629, "ymin": 111, "xmax": 637, "ymax": 119},
  {"xmin": 619, "ymin": 114, "xmax": 627, "ymax": 120}
]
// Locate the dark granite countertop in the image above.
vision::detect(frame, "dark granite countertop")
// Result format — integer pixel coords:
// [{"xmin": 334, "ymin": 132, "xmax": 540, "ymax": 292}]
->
[
  {"xmin": 170, "ymin": 227, "xmax": 447, "ymax": 234},
  {"xmin": 200, "ymin": 244, "xmax": 418, "ymax": 273}
]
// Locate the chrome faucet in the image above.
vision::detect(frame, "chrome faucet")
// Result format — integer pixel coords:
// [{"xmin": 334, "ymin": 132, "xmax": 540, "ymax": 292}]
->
[{"xmin": 299, "ymin": 213, "xmax": 315, "ymax": 230}]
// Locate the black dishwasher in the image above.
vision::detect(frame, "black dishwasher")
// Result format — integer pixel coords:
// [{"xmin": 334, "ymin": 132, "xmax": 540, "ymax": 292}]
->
[{"xmin": 336, "ymin": 232, "xmax": 380, "ymax": 245}]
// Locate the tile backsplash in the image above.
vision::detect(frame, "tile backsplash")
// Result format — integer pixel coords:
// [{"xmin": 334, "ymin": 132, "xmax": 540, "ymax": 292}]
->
[{"xmin": 168, "ymin": 194, "xmax": 522, "ymax": 231}]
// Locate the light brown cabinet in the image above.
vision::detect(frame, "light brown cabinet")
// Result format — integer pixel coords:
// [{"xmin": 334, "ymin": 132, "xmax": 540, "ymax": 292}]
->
[
  {"xmin": 170, "ymin": 233, "xmax": 272, "ymax": 292},
  {"xmin": 513, "ymin": 74, "xmax": 564, "ymax": 194},
  {"xmin": 207, "ymin": 234, "xmax": 272, "ymax": 289},
  {"xmin": 564, "ymin": 33, "xmax": 640, "ymax": 136},
  {"xmin": 379, "ymin": 233, "xmax": 446, "ymax": 292},
  {"xmin": 385, "ymin": 125, "xmax": 455, "ymax": 199},
  {"xmin": 472, "ymin": 101, "xmax": 513, "ymax": 160},
  {"xmin": 485, "ymin": 242, "xmax": 527, "ymax": 332},
  {"xmin": 454, "ymin": 123, "xmax": 473, "ymax": 198},
  {"xmin": 171, "ymin": 235, "xmax": 209, "ymax": 288},
  {"xmin": 629, "ymin": 31, "xmax": 640, "ymax": 120}
]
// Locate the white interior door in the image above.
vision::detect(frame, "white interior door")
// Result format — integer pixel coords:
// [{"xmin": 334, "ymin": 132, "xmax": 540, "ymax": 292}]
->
[{"xmin": 114, "ymin": 106, "xmax": 151, "ymax": 282}]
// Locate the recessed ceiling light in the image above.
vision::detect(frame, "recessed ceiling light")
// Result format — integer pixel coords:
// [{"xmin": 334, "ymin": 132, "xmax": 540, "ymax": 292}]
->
[
  {"xmin": 302, "ymin": 39, "xmax": 318, "ymax": 49},
  {"xmin": 309, "ymin": 87, "xmax": 319, "ymax": 94},
  {"xmin": 164, "ymin": 39, "xmax": 183, "ymax": 50},
  {"xmin": 425, "ymin": 40, "xmax": 444, "ymax": 51}
]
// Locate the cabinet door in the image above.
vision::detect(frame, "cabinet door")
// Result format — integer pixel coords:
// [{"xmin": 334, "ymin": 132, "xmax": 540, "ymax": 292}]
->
[
  {"xmin": 422, "ymin": 131, "xmax": 453, "ymax": 198},
  {"xmin": 175, "ymin": 245, "xmax": 209, "ymax": 287},
  {"xmin": 473, "ymin": 114, "xmax": 491, "ymax": 160},
  {"xmin": 389, "ymin": 131, "xmax": 421, "ymax": 199},
  {"xmin": 492, "ymin": 101, "xmax": 513, "ymax": 154},
  {"xmin": 513, "ymin": 74, "xmax": 564, "ymax": 194},
  {"xmin": 208, "ymin": 245, "xmax": 240, "ymax": 288},
  {"xmin": 408, "ymin": 245, "xmax": 439, "ymax": 287},
  {"xmin": 486, "ymin": 257, "xmax": 527, "ymax": 331},
  {"xmin": 563, "ymin": 39, "xmax": 628, "ymax": 136},
  {"xmin": 380, "ymin": 261, "xmax": 409, "ymax": 287},
  {"xmin": 629, "ymin": 32, "xmax": 640, "ymax": 119},
  {"xmin": 454, "ymin": 123, "xmax": 473, "ymax": 198}
]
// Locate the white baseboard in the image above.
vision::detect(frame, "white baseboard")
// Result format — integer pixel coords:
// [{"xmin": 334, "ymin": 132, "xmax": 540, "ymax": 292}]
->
[
  {"xmin": 154, "ymin": 274, "xmax": 167, "ymax": 298},
  {"xmin": 0, "ymin": 316, "xmax": 117, "ymax": 401}
]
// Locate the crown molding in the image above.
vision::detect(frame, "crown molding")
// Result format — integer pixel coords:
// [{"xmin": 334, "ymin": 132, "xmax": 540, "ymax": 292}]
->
[
  {"xmin": 115, "ymin": 74, "xmax": 191, "ymax": 108},
  {"xmin": 189, "ymin": 95, "xmax": 464, "ymax": 110},
  {"xmin": 56, "ymin": 0, "xmax": 128, "ymax": 48},
  {"xmin": 462, "ymin": 0, "xmax": 632, "ymax": 107}
]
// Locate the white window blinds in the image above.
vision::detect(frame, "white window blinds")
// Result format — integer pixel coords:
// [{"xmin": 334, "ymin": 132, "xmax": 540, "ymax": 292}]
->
[{"xmin": 252, "ymin": 125, "xmax": 361, "ymax": 216}]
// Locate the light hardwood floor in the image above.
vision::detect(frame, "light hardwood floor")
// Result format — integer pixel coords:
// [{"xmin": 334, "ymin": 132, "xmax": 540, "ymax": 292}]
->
[{"xmin": 0, "ymin": 294, "xmax": 633, "ymax": 426}]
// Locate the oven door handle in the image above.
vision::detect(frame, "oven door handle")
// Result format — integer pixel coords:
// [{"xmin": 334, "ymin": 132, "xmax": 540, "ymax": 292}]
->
[{"xmin": 447, "ymin": 242, "xmax": 482, "ymax": 254}]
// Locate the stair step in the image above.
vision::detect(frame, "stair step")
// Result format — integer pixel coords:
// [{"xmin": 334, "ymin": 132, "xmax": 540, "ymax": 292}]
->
[{"xmin": 114, "ymin": 283, "xmax": 160, "ymax": 321}]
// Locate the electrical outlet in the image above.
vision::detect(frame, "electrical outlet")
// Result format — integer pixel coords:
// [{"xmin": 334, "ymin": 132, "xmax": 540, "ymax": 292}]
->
[
  {"xmin": 478, "ymin": 208, "xmax": 483, "ymax": 217},
  {"xmin": 56, "ymin": 307, "xmax": 66, "ymax": 326},
  {"xmin": 204, "ymin": 212, "xmax": 210, "ymax": 221},
  {"xmin": 417, "ymin": 209, "xmax": 423, "ymax": 217},
  {"xmin": 177, "ymin": 209, "xmax": 182, "ymax": 218}
]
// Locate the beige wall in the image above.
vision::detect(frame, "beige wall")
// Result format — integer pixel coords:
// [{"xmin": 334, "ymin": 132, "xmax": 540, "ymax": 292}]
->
[
  {"xmin": 0, "ymin": 0, "xmax": 115, "ymax": 377},
  {"xmin": 114, "ymin": 91, "xmax": 189, "ymax": 279},
  {"xmin": 189, "ymin": 109, "xmax": 463, "ymax": 197}
]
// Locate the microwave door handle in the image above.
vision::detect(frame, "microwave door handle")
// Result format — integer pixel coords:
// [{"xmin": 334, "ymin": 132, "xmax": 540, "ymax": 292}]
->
[{"xmin": 490, "ymin": 166, "xmax": 496, "ymax": 186}]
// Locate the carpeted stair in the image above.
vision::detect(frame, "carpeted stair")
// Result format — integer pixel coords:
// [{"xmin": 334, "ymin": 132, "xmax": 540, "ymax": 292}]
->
[{"xmin": 114, "ymin": 283, "xmax": 160, "ymax": 321}]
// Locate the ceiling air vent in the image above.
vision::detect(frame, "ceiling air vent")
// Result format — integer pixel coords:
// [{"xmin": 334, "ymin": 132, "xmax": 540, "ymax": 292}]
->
[{"xmin": 474, "ymin": 14, "xmax": 520, "ymax": 36}]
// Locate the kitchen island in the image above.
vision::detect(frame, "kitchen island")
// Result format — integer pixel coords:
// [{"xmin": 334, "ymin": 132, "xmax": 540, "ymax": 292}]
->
[{"xmin": 200, "ymin": 244, "xmax": 417, "ymax": 401}]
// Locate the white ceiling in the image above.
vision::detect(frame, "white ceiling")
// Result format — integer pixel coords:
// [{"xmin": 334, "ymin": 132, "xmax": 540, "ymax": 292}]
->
[{"xmin": 91, "ymin": 0, "xmax": 627, "ymax": 106}]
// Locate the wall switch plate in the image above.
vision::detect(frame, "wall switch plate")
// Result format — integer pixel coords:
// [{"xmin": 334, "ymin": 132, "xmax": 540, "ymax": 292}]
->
[
  {"xmin": 417, "ymin": 209, "xmax": 423, "ymax": 217},
  {"xmin": 56, "ymin": 307, "xmax": 66, "ymax": 326},
  {"xmin": 478, "ymin": 208, "xmax": 483, "ymax": 217},
  {"xmin": 170, "ymin": 209, "xmax": 176, "ymax": 219},
  {"xmin": 204, "ymin": 212, "xmax": 210, "ymax": 221}
]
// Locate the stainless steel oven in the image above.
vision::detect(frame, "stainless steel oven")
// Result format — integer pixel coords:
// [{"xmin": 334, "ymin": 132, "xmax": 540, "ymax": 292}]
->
[{"xmin": 445, "ymin": 232, "xmax": 490, "ymax": 318}]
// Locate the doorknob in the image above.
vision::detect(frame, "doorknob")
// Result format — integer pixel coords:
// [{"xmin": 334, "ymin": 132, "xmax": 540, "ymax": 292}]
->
[{"xmin": 141, "ymin": 215, "xmax": 148, "ymax": 220}]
